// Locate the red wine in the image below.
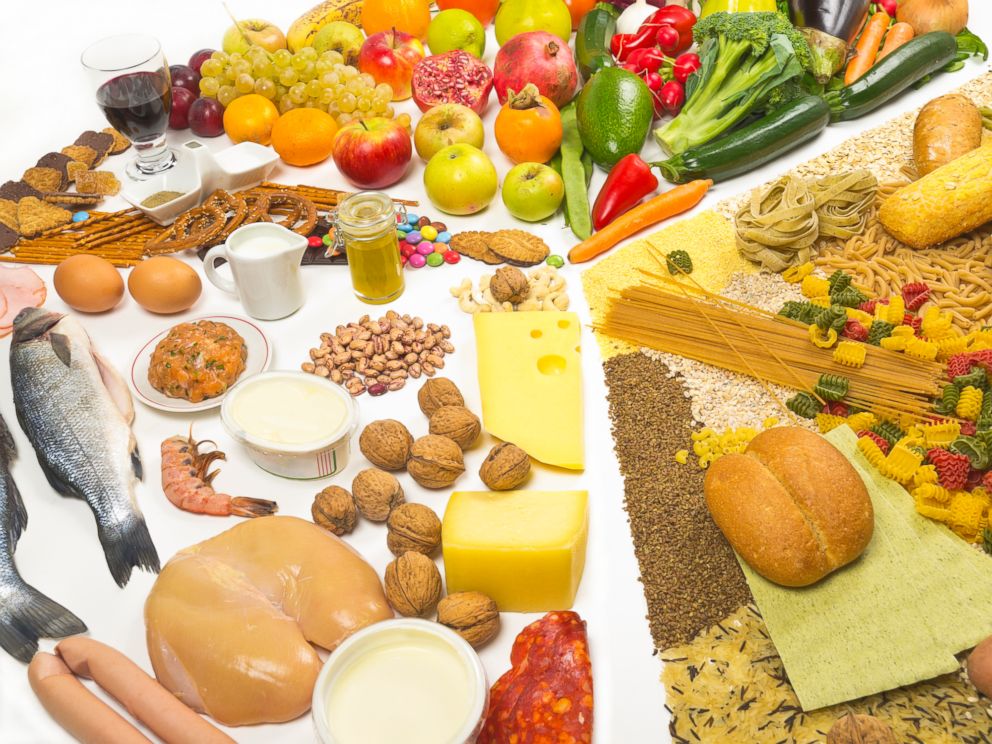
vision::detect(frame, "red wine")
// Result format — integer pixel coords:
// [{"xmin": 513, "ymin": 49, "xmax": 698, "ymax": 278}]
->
[{"xmin": 96, "ymin": 71, "xmax": 171, "ymax": 143}]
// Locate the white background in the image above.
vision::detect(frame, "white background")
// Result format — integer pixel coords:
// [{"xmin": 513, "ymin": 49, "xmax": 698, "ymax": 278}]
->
[{"xmin": 0, "ymin": 2, "xmax": 989, "ymax": 742}]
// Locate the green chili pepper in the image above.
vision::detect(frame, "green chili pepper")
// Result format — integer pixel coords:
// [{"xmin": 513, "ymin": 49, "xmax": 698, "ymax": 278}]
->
[{"xmin": 560, "ymin": 103, "xmax": 592, "ymax": 240}]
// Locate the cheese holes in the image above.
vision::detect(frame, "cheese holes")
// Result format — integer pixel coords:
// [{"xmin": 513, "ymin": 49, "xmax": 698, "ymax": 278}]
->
[{"xmin": 537, "ymin": 354, "xmax": 567, "ymax": 375}]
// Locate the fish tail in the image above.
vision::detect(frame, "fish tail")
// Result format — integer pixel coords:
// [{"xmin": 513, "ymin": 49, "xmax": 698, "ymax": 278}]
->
[
  {"xmin": 97, "ymin": 516, "xmax": 161, "ymax": 588},
  {"xmin": 0, "ymin": 579, "xmax": 87, "ymax": 663}
]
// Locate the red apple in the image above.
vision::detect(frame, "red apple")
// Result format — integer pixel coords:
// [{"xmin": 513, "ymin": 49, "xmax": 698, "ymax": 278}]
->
[
  {"xmin": 333, "ymin": 117, "xmax": 412, "ymax": 189},
  {"xmin": 358, "ymin": 30, "xmax": 425, "ymax": 101}
]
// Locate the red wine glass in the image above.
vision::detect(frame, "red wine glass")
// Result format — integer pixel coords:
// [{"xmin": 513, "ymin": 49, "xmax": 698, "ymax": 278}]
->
[{"xmin": 81, "ymin": 34, "xmax": 176, "ymax": 180}]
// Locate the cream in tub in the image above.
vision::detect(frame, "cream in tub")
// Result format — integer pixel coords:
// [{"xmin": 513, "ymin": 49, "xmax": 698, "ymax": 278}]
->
[
  {"xmin": 221, "ymin": 371, "xmax": 358, "ymax": 479},
  {"xmin": 312, "ymin": 619, "xmax": 488, "ymax": 744}
]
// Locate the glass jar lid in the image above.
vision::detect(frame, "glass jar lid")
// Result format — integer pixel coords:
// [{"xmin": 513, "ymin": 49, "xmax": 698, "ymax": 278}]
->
[{"xmin": 336, "ymin": 191, "xmax": 395, "ymax": 238}]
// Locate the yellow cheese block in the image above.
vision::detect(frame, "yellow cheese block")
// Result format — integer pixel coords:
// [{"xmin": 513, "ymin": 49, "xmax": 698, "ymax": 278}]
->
[
  {"xmin": 473, "ymin": 312, "xmax": 583, "ymax": 469},
  {"xmin": 442, "ymin": 490, "xmax": 588, "ymax": 612}
]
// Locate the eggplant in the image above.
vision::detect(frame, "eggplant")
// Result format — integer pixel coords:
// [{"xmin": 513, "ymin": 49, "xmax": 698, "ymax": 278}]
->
[{"xmin": 788, "ymin": 0, "xmax": 871, "ymax": 83}]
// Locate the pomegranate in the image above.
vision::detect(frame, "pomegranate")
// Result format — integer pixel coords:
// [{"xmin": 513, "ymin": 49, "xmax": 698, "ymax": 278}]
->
[
  {"xmin": 493, "ymin": 31, "xmax": 578, "ymax": 109},
  {"xmin": 411, "ymin": 51, "xmax": 494, "ymax": 115}
]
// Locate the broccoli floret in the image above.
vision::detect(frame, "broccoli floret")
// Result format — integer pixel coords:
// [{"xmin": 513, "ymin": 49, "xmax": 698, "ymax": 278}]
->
[{"xmin": 655, "ymin": 12, "xmax": 814, "ymax": 156}]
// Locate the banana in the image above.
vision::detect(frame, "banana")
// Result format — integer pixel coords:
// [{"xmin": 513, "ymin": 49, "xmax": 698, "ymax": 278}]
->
[{"xmin": 287, "ymin": 0, "xmax": 365, "ymax": 52}]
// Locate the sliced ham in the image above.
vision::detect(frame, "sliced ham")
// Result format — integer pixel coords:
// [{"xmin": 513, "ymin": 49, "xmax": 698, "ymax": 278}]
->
[{"xmin": 0, "ymin": 265, "xmax": 46, "ymax": 335}]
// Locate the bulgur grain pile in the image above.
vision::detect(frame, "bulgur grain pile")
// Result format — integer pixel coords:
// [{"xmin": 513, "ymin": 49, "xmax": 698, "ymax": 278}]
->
[
  {"xmin": 604, "ymin": 352, "xmax": 751, "ymax": 649},
  {"xmin": 664, "ymin": 604, "xmax": 992, "ymax": 744}
]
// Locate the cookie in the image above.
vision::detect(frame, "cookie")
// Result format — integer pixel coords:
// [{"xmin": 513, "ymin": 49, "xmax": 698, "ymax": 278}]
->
[
  {"xmin": 0, "ymin": 223, "xmax": 18, "ymax": 252},
  {"xmin": 450, "ymin": 231, "xmax": 502, "ymax": 264},
  {"xmin": 0, "ymin": 180, "xmax": 42, "ymax": 202},
  {"xmin": 16, "ymin": 197, "xmax": 72, "ymax": 237},
  {"xmin": 488, "ymin": 229, "xmax": 549, "ymax": 267},
  {"xmin": 74, "ymin": 170, "xmax": 120, "ymax": 196},
  {"xmin": 22, "ymin": 167, "xmax": 65, "ymax": 193},
  {"xmin": 102, "ymin": 127, "xmax": 131, "ymax": 155},
  {"xmin": 74, "ymin": 131, "xmax": 114, "ymax": 165},
  {"xmin": 66, "ymin": 161, "xmax": 89, "ymax": 183},
  {"xmin": 0, "ymin": 199, "xmax": 19, "ymax": 232},
  {"xmin": 61, "ymin": 145, "xmax": 98, "ymax": 168},
  {"xmin": 36, "ymin": 152, "xmax": 74, "ymax": 183},
  {"xmin": 43, "ymin": 192, "xmax": 103, "ymax": 207}
]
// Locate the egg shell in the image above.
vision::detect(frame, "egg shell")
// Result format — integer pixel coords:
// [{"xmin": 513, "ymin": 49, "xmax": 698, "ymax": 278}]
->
[
  {"xmin": 53, "ymin": 254, "xmax": 124, "ymax": 313},
  {"xmin": 968, "ymin": 635, "xmax": 992, "ymax": 698},
  {"xmin": 128, "ymin": 256, "xmax": 202, "ymax": 314}
]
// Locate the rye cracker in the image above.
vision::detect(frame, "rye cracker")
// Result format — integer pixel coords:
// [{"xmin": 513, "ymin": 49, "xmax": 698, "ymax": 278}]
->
[
  {"xmin": 22, "ymin": 167, "xmax": 65, "ymax": 193},
  {"xmin": 61, "ymin": 145, "xmax": 98, "ymax": 168},
  {"xmin": 488, "ymin": 229, "xmax": 549, "ymax": 266},
  {"xmin": 16, "ymin": 197, "xmax": 72, "ymax": 237},
  {"xmin": 450, "ymin": 231, "xmax": 502, "ymax": 264},
  {"xmin": 0, "ymin": 199, "xmax": 17, "ymax": 231},
  {"xmin": 102, "ymin": 127, "xmax": 131, "ymax": 154},
  {"xmin": 74, "ymin": 131, "xmax": 114, "ymax": 164}
]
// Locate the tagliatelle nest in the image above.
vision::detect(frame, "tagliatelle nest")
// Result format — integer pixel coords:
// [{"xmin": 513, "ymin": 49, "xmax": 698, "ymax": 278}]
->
[{"xmin": 662, "ymin": 605, "xmax": 992, "ymax": 744}]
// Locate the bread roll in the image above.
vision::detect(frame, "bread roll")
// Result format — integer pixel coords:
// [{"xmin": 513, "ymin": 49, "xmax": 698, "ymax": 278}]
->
[{"xmin": 704, "ymin": 427, "xmax": 873, "ymax": 587}]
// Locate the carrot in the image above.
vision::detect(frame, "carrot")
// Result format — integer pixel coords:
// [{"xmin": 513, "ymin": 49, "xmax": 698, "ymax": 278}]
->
[
  {"xmin": 876, "ymin": 22, "xmax": 915, "ymax": 61},
  {"xmin": 567, "ymin": 179, "xmax": 712, "ymax": 264},
  {"xmin": 844, "ymin": 10, "xmax": 890, "ymax": 85}
]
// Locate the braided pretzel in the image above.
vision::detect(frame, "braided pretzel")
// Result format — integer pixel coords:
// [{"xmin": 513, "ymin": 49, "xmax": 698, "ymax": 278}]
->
[{"xmin": 146, "ymin": 203, "xmax": 227, "ymax": 255}]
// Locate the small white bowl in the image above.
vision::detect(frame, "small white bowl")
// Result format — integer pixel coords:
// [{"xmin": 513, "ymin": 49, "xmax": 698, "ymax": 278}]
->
[
  {"xmin": 120, "ymin": 159, "xmax": 202, "ymax": 226},
  {"xmin": 221, "ymin": 371, "xmax": 359, "ymax": 480},
  {"xmin": 312, "ymin": 619, "xmax": 488, "ymax": 744},
  {"xmin": 213, "ymin": 141, "xmax": 280, "ymax": 192}
]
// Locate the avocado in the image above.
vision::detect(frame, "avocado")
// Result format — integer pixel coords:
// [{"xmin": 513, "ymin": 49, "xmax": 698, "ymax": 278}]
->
[{"xmin": 576, "ymin": 67, "xmax": 655, "ymax": 169}]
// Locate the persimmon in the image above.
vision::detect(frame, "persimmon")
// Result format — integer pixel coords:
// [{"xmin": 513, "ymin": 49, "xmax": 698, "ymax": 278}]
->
[
  {"xmin": 362, "ymin": 0, "xmax": 431, "ymax": 40},
  {"xmin": 436, "ymin": 0, "xmax": 501, "ymax": 26},
  {"xmin": 563, "ymin": 0, "xmax": 597, "ymax": 30},
  {"xmin": 494, "ymin": 84, "xmax": 563, "ymax": 165}
]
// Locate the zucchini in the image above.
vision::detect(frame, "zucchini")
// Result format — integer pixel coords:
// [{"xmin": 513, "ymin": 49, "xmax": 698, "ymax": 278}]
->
[
  {"xmin": 657, "ymin": 96, "xmax": 831, "ymax": 184},
  {"xmin": 823, "ymin": 32, "xmax": 959, "ymax": 122},
  {"xmin": 576, "ymin": 3, "xmax": 618, "ymax": 80}
]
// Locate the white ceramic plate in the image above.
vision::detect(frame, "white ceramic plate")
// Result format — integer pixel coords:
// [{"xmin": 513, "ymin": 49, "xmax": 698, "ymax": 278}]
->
[{"xmin": 129, "ymin": 315, "xmax": 272, "ymax": 413}]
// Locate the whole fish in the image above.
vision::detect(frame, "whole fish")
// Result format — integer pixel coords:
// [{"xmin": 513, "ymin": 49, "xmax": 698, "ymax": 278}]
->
[
  {"xmin": 10, "ymin": 309, "xmax": 160, "ymax": 587},
  {"xmin": 0, "ymin": 411, "xmax": 86, "ymax": 662}
]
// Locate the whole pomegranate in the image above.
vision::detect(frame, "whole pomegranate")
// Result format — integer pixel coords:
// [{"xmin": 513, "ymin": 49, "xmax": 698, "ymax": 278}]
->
[
  {"xmin": 493, "ymin": 31, "xmax": 578, "ymax": 108},
  {"xmin": 412, "ymin": 51, "xmax": 494, "ymax": 114}
]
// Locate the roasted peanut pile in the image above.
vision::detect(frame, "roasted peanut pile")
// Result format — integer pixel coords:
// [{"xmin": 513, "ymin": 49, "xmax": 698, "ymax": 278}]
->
[{"xmin": 301, "ymin": 311, "xmax": 454, "ymax": 397}]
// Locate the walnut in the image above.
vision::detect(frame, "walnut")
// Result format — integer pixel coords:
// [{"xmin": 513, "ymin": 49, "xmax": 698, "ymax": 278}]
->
[
  {"xmin": 437, "ymin": 592, "xmax": 500, "ymax": 649},
  {"xmin": 384, "ymin": 552, "xmax": 442, "ymax": 617},
  {"xmin": 407, "ymin": 435, "xmax": 465, "ymax": 489},
  {"xmin": 826, "ymin": 713, "xmax": 897, "ymax": 744},
  {"xmin": 387, "ymin": 503, "xmax": 441, "ymax": 556},
  {"xmin": 479, "ymin": 443, "xmax": 531, "ymax": 491},
  {"xmin": 352, "ymin": 468, "xmax": 405, "ymax": 521},
  {"xmin": 359, "ymin": 419, "xmax": 413, "ymax": 471},
  {"xmin": 428, "ymin": 405, "xmax": 481, "ymax": 450},
  {"xmin": 417, "ymin": 377, "xmax": 464, "ymax": 417},
  {"xmin": 310, "ymin": 485, "xmax": 357, "ymax": 535},
  {"xmin": 490, "ymin": 266, "xmax": 530, "ymax": 304}
]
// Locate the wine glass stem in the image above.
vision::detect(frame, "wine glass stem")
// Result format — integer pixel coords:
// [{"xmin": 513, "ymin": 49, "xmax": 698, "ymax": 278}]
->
[{"xmin": 134, "ymin": 133, "xmax": 173, "ymax": 173}]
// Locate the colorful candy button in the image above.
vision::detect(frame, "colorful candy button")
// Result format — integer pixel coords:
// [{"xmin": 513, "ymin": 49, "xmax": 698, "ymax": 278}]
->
[
  {"xmin": 426, "ymin": 252, "xmax": 443, "ymax": 267},
  {"xmin": 408, "ymin": 252, "xmax": 426, "ymax": 268},
  {"xmin": 546, "ymin": 254, "xmax": 565, "ymax": 268},
  {"xmin": 72, "ymin": 211, "xmax": 89, "ymax": 223},
  {"xmin": 420, "ymin": 225, "xmax": 438, "ymax": 241},
  {"xmin": 398, "ymin": 222, "xmax": 412, "ymax": 233},
  {"xmin": 443, "ymin": 250, "xmax": 461, "ymax": 264},
  {"xmin": 406, "ymin": 213, "xmax": 419, "ymax": 225},
  {"xmin": 308, "ymin": 235, "xmax": 323, "ymax": 248},
  {"xmin": 434, "ymin": 243, "xmax": 447, "ymax": 254},
  {"xmin": 406, "ymin": 231, "xmax": 422, "ymax": 245},
  {"xmin": 322, "ymin": 234, "xmax": 334, "ymax": 246},
  {"xmin": 400, "ymin": 244, "xmax": 415, "ymax": 258},
  {"xmin": 416, "ymin": 242, "xmax": 433, "ymax": 256},
  {"xmin": 436, "ymin": 231, "xmax": 451, "ymax": 244}
]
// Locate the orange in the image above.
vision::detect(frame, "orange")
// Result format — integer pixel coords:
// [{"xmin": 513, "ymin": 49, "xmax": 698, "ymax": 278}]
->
[
  {"xmin": 436, "ymin": 0, "xmax": 500, "ymax": 26},
  {"xmin": 563, "ymin": 0, "xmax": 597, "ymax": 30},
  {"xmin": 362, "ymin": 0, "xmax": 431, "ymax": 39},
  {"xmin": 270, "ymin": 108, "xmax": 339, "ymax": 166},
  {"xmin": 222, "ymin": 94, "xmax": 280, "ymax": 146}
]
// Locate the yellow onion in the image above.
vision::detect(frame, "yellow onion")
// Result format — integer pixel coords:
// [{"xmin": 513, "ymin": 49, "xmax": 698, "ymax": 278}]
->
[{"xmin": 897, "ymin": 0, "xmax": 968, "ymax": 36}]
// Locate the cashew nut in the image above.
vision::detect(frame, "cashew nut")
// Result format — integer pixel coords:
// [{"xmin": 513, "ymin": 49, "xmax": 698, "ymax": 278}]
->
[{"xmin": 458, "ymin": 293, "xmax": 481, "ymax": 313}]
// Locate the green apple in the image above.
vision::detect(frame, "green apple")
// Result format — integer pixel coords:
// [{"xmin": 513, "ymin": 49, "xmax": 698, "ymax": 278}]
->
[
  {"xmin": 427, "ymin": 9, "xmax": 486, "ymax": 58},
  {"xmin": 312, "ymin": 21, "xmax": 364, "ymax": 66},
  {"xmin": 424, "ymin": 144, "xmax": 498, "ymax": 215},
  {"xmin": 502, "ymin": 162, "xmax": 564, "ymax": 222},
  {"xmin": 222, "ymin": 19, "xmax": 287, "ymax": 55},
  {"xmin": 414, "ymin": 104, "xmax": 485, "ymax": 161}
]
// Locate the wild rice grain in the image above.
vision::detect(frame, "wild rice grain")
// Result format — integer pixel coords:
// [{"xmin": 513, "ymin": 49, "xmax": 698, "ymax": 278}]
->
[{"xmin": 604, "ymin": 352, "xmax": 752, "ymax": 650}]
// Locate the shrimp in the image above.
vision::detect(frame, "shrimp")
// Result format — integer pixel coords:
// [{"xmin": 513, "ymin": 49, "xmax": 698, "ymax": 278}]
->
[{"xmin": 160, "ymin": 431, "xmax": 277, "ymax": 518}]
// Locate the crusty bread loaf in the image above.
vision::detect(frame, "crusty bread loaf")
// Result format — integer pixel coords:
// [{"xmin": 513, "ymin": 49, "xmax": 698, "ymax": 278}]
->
[{"xmin": 704, "ymin": 427, "xmax": 874, "ymax": 587}]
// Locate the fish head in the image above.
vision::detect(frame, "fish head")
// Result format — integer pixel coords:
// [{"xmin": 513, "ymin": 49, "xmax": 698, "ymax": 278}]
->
[{"xmin": 11, "ymin": 309, "xmax": 64, "ymax": 345}]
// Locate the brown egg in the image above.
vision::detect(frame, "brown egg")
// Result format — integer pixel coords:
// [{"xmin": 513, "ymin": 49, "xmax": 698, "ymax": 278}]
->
[
  {"xmin": 968, "ymin": 635, "xmax": 992, "ymax": 698},
  {"xmin": 128, "ymin": 256, "xmax": 202, "ymax": 314},
  {"xmin": 53, "ymin": 255, "xmax": 125, "ymax": 313}
]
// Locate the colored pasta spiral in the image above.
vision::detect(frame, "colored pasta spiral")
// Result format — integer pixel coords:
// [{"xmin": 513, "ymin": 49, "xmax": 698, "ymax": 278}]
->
[
  {"xmin": 901, "ymin": 282, "xmax": 931, "ymax": 312},
  {"xmin": 816, "ymin": 413, "xmax": 847, "ymax": 433},
  {"xmin": 882, "ymin": 443, "xmax": 923, "ymax": 484},
  {"xmin": 832, "ymin": 341, "xmax": 866, "ymax": 368},
  {"xmin": 857, "ymin": 436, "xmax": 887, "ymax": 468},
  {"xmin": 928, "ymin": 448, "xmax": 971, "ymax": 490},
  {"xmin": 922, "ymin": 421, "xmax": 961, "ymax": 448},
  {"xmin": 954, "ymin": 368, "xmax": 988, "ymax": 391},
  {"xmin": 831, "ymin": 286, "xmax": 868, "ymax": 309},
  {"xmin": 866, "ymin": 320, "xmax": 895, "ymax": 346},
  {"xmin": 786, "ymin": 392, "xmax": 820, "ymax": 419},
  {"xmin": 845, "ymin": 308, "xmax": 873, "ymax": 325},
  {"xmin": 808, "ymin": 324, "xmax": 838, "ymax": 348},
  {"xmin": 827, "ymin": 269, "xmax": 851, "ymax": 295},
  {"xmin": 801, "ymin": 274, "xmax": 830, "ymax": 298},
  {"xmin": 782, "ymin": 262, "xmax": 814, "ymax": 283},
  {"xmin": 937, "ymin": 384, "xmax": 961, "ymax": 415},
  {"xmin": 857, "ymin": 430, "xmax": 890, "ymax": 455},
  {"xmin": 815, "ymin": 304, "xmax": 848, "ymax": 333},
  {"xmin": 880, "ymin": 296, "xmax": 905, "ymax": 325},
  {"xmin": 841, "ymin": 320, "xmax": 869, "ymax": 342},
  {"xmin": 913, "ymin": 464, "xmax": 939, "ymax": 487},
  {"xmin": 778, "ymin": 301, "xmax": 820, "ymax": 325},
  {"xmin": 872, "ymin": 421, "xmax": 905, "ymax": 448},
  {"xmin": 846, "ymin": 412, "xmax": 876, "ymax": 431},
  {"xmin": 949, "ymin": 435, "xmax": 991, "ymax": 470},
  {"xmin": 905, "ymin": 337, "xmax": 938, "ymax": 361},
  {"xmin": 814, "ymin": 373, "xmax": 850, "ymax": 402},
  {"xmin": 880, "ymin": 336, "xmax": 907, "ymax": 352},
  {"xmin": 955, "ymin": 385, "xmax": 984, "ymax": 421}
]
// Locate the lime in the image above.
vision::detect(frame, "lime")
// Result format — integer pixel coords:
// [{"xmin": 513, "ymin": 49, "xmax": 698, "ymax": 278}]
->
[{"xmin": 427, "ymin": 9, "xmax": 486, "ymax": 58}]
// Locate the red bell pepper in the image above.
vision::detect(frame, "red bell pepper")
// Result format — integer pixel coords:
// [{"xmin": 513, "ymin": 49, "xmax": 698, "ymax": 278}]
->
[{"xmin": 592, "ymin": 154, "xmax": 660, "ymax": 231}]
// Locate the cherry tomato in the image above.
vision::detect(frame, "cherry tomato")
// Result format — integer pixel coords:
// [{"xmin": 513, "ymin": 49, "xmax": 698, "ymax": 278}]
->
[
  {"xmin": 655, "ymin": 25, "xmax": 681, "ymax": 55},
  {"xmin": 660, "ymin": 80, "xmax": 685, "ymax": 115},
  {"xmin": 673, "ymin": 52, "xmax": 701, "ymax": 84}
]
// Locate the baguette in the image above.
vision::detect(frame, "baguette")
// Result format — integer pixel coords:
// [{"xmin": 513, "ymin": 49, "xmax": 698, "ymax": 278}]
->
[{"xmin": 704, "ymin": 427, "xmax": 874, "ymax": 587}]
